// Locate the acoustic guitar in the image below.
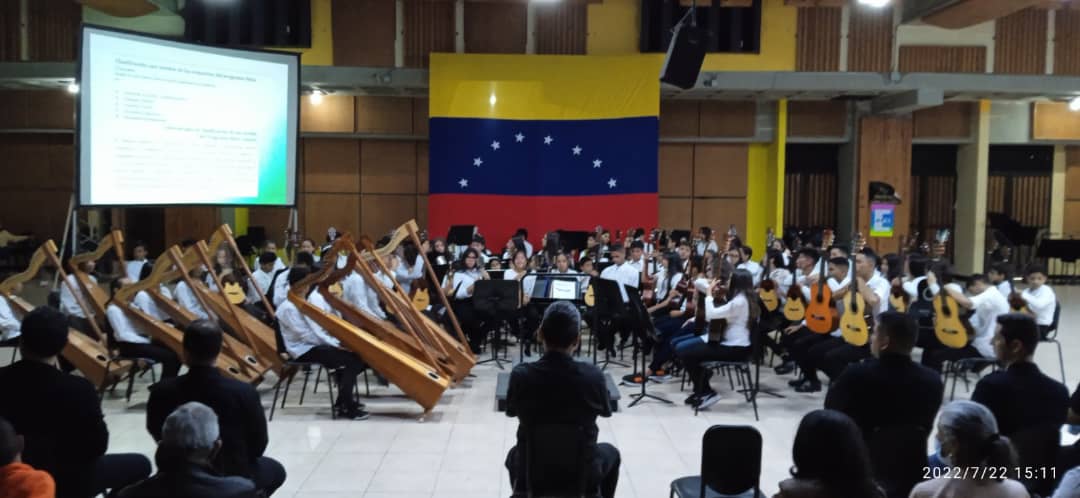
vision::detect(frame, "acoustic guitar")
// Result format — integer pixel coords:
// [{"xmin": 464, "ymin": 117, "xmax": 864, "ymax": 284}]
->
[
  {"xmin": 888, "ymin": 233, "xmax": 917, "ymax": 312},
  {"xmin": 805, "ymin": 230, "xmax": 837, "ymax": 334},
  {"xmin": 782, "ymin": 268, "xmax": 806, "ymax": 321},
  {"xmin": 410, "ymin": 283, "xmax": 431, "ymax": 311},
  {"xmin": 839, "ymin": 232, "xmax": 870, "ymax": 347},
  {"xmin": 223, "ymin": 281, "xmax": 246, "ymax": 304},
  {"xmin": 930, "ymin": 230, "xmax": 972, "ymax": 349},
  {"xmin": 758, "ymin": 228, "xmax": 780, "ymax": 313}
]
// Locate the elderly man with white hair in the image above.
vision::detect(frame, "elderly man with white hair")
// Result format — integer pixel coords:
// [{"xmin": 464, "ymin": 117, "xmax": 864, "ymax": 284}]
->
[{"xmin": 118, "ymin": 402, "xmax": 258, "ymax": 498}]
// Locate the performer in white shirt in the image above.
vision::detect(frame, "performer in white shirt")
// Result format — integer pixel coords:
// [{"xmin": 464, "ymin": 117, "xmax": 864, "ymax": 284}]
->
[
  {"xmin": 816, "ymin": 250, "xmax": 893, "ymax": 380},
  {"xmin": 502, "ymin": 250, "xmax": 540, "ymax": 356},
  {"xmin": 270, "ymin": 252, "xmax": 316, "ymax": 309},
  {"xmin": 1019, "ymin": 263, "xmax": 1057, "ymax": 339},
  {"xmin": 987, "ymin": 262, "xmax": 1014, "ymax": 300},
  {"xmin": 59, "ymin": 259, "xmax": 98, "ymax": 338},
  {"xmin": 627, "ymin": 241, "xmax": 646, "ymax": 272},
  {"xmin": 923, "ymin": 273, "xmax": 1009, "ymax": 371},
  {"xmin": 780, "ymin": 253, "xmax": 848, "ymax": 393},
  {"xmin": 0, "ymin": 282, "xmax": 22, "ymax": 342},
  {"xmin": 733, "ymin": 246, "xmax": 764, "ymax": 286},
  {"xmin": 442, "ymin": 248, "xmax": 489, "ymax": 353},
  {"xmin": 106, "ymin": 278, "xmax": 181, "ymax": 378},
  {"xmin": 125, "ymin": 242, "xmax": 149, "ymax": 282},
  {"xmin": 130, "ymin": 262, "xmax": 173, "ymax": 322},
  {"xmin": 258, "ymin": 240, "xmax": 288, "ymax": 272},
  {"xmin": 300, "ymin": 239, "xmax": 322, "ymax": 265},
  {"xmin": 247, "ymin": 252, "xmax": 277, "ymax": 305},
  {"xmin": 277, "ymin": 266, "xmax": 368, "ymax": 420},
  {"xmin": 394, "ymin": 243, "xmax": 425, "ymax": 295},
  {"xmin": 174, "ymin": 265, "xmax": 215, "ymax": 322}
]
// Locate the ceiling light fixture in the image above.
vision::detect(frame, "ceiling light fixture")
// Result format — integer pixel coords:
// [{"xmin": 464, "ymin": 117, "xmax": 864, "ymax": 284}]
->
[
  {"xmin": 67, "ymin": 82, "xmax": 79, "ymax": 94},
  {"xmin": 310, "ymin": 90, "xmax": 324, "ymax": 105},
  {"xmin": 1070, "ymin": 97, "xmax": 1080, "ymax": 112},
  {"xmin": 858, "ymin": 0, "xmax": 890, "ymax": 7}
]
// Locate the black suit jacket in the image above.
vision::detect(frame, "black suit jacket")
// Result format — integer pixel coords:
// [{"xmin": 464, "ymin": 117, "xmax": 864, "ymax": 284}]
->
[
  {"xmin": 506, "ymin": 351, "xmax": 611, "ymax": 450},
  {"xmin": 0, "ymin": 360, "xmax": 109, "ymax": 498},
  {"xmin": 117, "ymin": 464, "xmax": 259, "ymax": 498},
  {"xmin": 825, "ymin": 352, "xmax": 944, "ymax": 436},
  {"xmin": 146, "ymin": 366, "xmax": 269, "ymax": 478},
  {"xmin": 972, "ymin": 361, "xmax": 1069, "ymax": 436}
]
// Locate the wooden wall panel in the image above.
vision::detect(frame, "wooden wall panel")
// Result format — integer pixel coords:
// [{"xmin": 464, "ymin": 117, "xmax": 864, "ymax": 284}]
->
[
  {"xmin": 693, "ymin": 144, "xmax": 748, "ymax": 197},
  {"xmin": 465, "ymin": 2, "xmax": 527, "ymax": 54},
  {"xmin": 164, "ymin": 208, "xmax": 220, "ymax": 249},
  {"xmin": 995, "ymin": 8, "xmax": 1047, "ymax": 75},
  {"xmin": 699, "ymin": 101, "xmax": 756, "ymax": 138},
  {"xmin": 360, "ymin": 141, "xmax": 418, "ymax": 194},
  {"xmin": 0, "ymin": 91, "xmax": 74, "ymax": 129},
  {"xmin": 332, "ymin": 0, "xmax": 396, "ymax": 67},
  {"xmin": 913, "ymin": 102, "xmax": 973, "ymax": 139},
  {"xmin": 1064, "ymin": 200, "xmax": 1080, "ymax": 237},
  {"xmin": 416, "ymin": 142, "xmax": 430, "ymax": 194},
  {"xmin": 404, "ymin": 0, "xmax": 455, "ymax": 68},
  {"xmin": 784, "ymin": 172, "xmax": 837, "ymax": 228},
  {"xmin": 0, "ymin": 134, "xmax": 73, "ymax": 243},
  {"xmin": 304, "ymin": 139, "xmax": 361, "ymax": 193},
  {"xmin": 413, "ymin": 98, "xmax": 429, "ymax": 137},
  {"xmin": 1032, "ymin": 102, "xmax": 1080, "ymax": 140},
  {"xmin": 0, "ymin": 1, "xmax": 18, "ymax": 61},
  {"xmin": 27, "ymin": 0, "xmax": 79, "ymax": 61},
  {"xmin": 416, "ymin": 195, "xmax": 428, "ymax": 230},
  {"xmin": 1009, "ymin": 175, "xmax": 1051, "ymax": 227},
  {"xmin": 796, "ymin": 7, "xmax": 841, "ymax": 72},
  {"xmin": 787, "ymin": 101, "xmax": 847, "ymax": 137},
  {"xmin": 1066, "ymin": 146, "xmax": 1080, "ymax": 199},
  {"xmin": 987, "ymin": 175, "xmax": 1006, "ymax": 213},
  {"xmin": 356, "ymin": 97, "xmax": 414, "ymax": 134},
  {"xmin": 857, "ymin": 116, "xmax": 913, "ymax": 253},
  {"xmin": 848, "ymin": 5, "xmax": 894, "ymax": 73},
  {"xmin": 1056, "ymin": 10, "xmax": 1080, "ymax": 76},
  {"xmin": 535, "ymin": 2, "xmax": 587, "ymax": 55},
  {"xmin": 362, "ymin": 195, "xmax": 418, "ymax": 237},
  {"xmin": 247, "ymin": 208, "xmax": 291, "ymax": 236},
  {"xmin": 660, "ymin": 101, "xmax": 700, "ymax": 137},
  {"xmin": 304, "ymin": 193, "xmax": 361, "ymax": 236},
  {"xmin": 899, "ymin": 45, "xmax": 986, "ymax": 73},
  {"xmin": 0, "ymin": 190, "xmax": 72, "ymax": 242},
  {"xmin": 300, "ymin": 95, "xmax": 355, "ymax": 133},
  {"xmin": 660, "ymin": 198, "xmax": 693, "ymax": 231},
  {"xmin": 692, "ymin": 199, "xmax": 746, "ymax": 238},
  {"xmin": 659, "ymin": 144, "xmax": 693, "ymax": 197}
]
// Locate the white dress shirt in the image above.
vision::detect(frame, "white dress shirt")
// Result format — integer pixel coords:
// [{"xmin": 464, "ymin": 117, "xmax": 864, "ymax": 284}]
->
[
  {"xmin": 395, "ymin": 255, "xmax": 425, "ymax": 294},
  {"xmin": 445, "ymin": 268, "xmax": 483, "ymax": 300},
  {"xmin": 903, "ymin": 276, "xmax": 940, "ymax": 302},
  {"xmin": 250, "ymin": 268, "xmax": 274, "ymax": 296},
  {"xmin": 125, "ymin": 259, "xmax": 148, "ymax": 282},
  {"xmin": 600, "ymin": 262, "xmax": 639, "ymax": 303},
  {"xmin": 769, "ymin": 268, "xmax": 793, "ymax": 302},
  {"xmin": 964, "ymin": 284, "xmax": 1010, "ymax": 358},
  {"xmin": 272, "ymin": 257, "xmax": 287, "ymax": 273},
  {"xmin": 271, "ymin": 268, "xmax": 291, "ymax": 308},
  {"xmin": 703, "ymin": 293, "xmax": 750, "ymax": 347},
  {"xmin": 995, "ymin": 281, "xmax": 1012, "ymax": 300},
  {"xmin": 105, "ymin": 303, "xmax": 151, "ymax": 345},
  {"xmin": 133, "ymin": 289, "xmax": 170, "ymax": 322},
  {"xmin": 276, "ymin": 297, "xmax": 341, "ymax": 359},
  {"xmin": 60, "ymin": 274, "xmax": 94, "ymax": 318},
  {"xmin": 366, "ymin": 271, "xmax": 391, "ymax": 320},
  {"xmin": 342, "ymin": 272, "xmax": 381, "ymax": 318},
  {"xmin": 504, "ymin": 269, "xmax": 536, "ymax": 299},
  {"xmin": 737, "ymin": 260, "xmax": 764, "ymax": 286},
  {"xmin": 864, "ymin": 272, "xmax": 891, "ymax": 319},
  {"xmin": 174, "ymin": 280, "xmax": 211, "ymax": 321},
  {"xmin": 628, "ymin": 258, "xmax": 644, "ymax": 272},
  {"xmin": 0, "ymin": 297, "xmax": 20, "ymax": 341},
  {"xmin": 1021, "ymin": 284, "xmax": 1056, "ymax": 326}
]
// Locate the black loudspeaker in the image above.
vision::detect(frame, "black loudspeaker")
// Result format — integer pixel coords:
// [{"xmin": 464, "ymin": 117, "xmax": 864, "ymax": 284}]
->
[{"xmin": 660, "ymin": 23, "xmax": 706, "ymax": 89}]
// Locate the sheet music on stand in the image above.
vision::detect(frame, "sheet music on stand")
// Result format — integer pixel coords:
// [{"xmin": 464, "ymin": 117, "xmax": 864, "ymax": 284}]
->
[{"xmin": 528, "ymin": 272, "xmax": 585, "ymax": 303}]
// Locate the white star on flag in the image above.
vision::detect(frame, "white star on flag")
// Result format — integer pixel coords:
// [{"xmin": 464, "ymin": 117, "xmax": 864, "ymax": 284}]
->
[
  {"xmin": 515, "ymin": 133, "xmax": 524, "ymax": 142},
  {"xmin": 491, "ymin": 141, "xmax": 500, "ymax": 150},
  {"xmin": 593, "ymin": 159, "xmax": 603, "ymax": 168},
  {"xmin": 473, "ymin": 157, "xmax": 483, "ymax": 167},
  {"xmin": 459, "ymin": 178, "xmax": 469, "ymax": 188},
  {"xmin": 572, "ymin": 145, "xmax": 582, "ymax": 156},
  {"xmin": 608, "ymin": 178, "xmax": 617, "ymax": 189},
  {"xmin": 543, "ymin": 135, "xmax": 553, "ymax": 145}
]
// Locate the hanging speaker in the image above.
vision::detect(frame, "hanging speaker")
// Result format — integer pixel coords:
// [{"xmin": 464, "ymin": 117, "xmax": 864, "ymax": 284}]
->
[{"xmin": 660, "ymin": 22, "xmax": 706, "ymax": 90}]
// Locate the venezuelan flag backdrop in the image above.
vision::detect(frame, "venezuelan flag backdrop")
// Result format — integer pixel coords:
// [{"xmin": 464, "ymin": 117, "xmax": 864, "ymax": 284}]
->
[{"xmin": 428, "ymin": 54, "xmax": 659, "ymax": 248}]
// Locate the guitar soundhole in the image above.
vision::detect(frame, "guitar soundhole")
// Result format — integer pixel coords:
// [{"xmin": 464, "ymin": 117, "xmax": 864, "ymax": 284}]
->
[
  {"xmin": 245, "ymin": 356, "xmax": 257, "ymax": 365},
  {"xmin": 437, "ymin": 357, "xmax": 450, "ymax": 365},
  {"xmin": 229, "ymin": 367, "xmax": 240, "ymax": 374},
  {"xmin": 427, "ymin": 371, "xmax": 440, "ymax": 381},
  {"xmin": 96, "ymin": 355, "xmax": 108, "ymax": 362}
]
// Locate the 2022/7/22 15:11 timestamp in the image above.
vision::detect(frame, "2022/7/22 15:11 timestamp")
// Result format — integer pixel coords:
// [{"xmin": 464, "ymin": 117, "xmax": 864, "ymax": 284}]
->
[{"xmin": 923, "ymin": 466, "xmax": 1057, "ymax": 480}]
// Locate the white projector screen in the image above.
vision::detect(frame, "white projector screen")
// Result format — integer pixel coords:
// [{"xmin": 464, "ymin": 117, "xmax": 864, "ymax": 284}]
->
[{"xmin": 78, "ymin": 26, "xmax": 299, "ymax": 207}]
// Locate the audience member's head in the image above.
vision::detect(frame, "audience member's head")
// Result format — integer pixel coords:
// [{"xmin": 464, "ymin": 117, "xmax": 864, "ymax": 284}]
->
[
  {"xmin": 790, "ymin": 409, "xmax": 882, "ymax": 498},
  {"xmin": 994, "ymin": 313, "xmax": 1039, "ymax": 364},
  {"xmin": 19, "ymin": 306, "xmax": 69, "ymax": 361},
  {"xmin": 538, "ymin": 301, "xmax": 581, "ymax": 352},
  {"xmin": 157, "ymin": 402, "xmax": 222, "ymax": 469},
  {"xmin": 183, "ymin": 320, "xmax": 223, "ymax": 367},
  {"xmin": 870, "ymin": 311, "xmax": 918, "ymax": 357},
  {"xmin": 0, "ymin": 416, "xmax": 22, "ymax": 466},
  {"xmin": 936, "ymin": 400, "xmax": 1016, "ymax": 471}
]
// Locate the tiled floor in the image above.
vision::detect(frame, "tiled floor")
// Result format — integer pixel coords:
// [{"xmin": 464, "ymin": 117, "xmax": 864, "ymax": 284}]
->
[{"xmin": 31, "ymin": 287, "xmax": 1080, "ymax": 497}]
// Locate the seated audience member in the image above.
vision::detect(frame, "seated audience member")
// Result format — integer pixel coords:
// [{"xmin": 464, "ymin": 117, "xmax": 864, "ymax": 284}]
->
[
  {"xmin": 277, "ymin": 266, "xmax": 369, "ymax": 420},
  {"xmin": 146, "ymin": 320, "xmax": 285, "ymax": 496},
  {"xmin": 120, "ymin": 402, "xmax": 258, "ymax": 498},
  {"xmin": 505, "ymin": 301, "xmax": 620, "ymax": 498},
  {"xmin": 775, "ymin": 409, "xmax": 884, "ymax": 498},
  {"xmin": 910, "ymin": 400, "xmax": 1028, "ymax": 498},
  {"xmin": 0, "ymin": 306, "xmax": 150, "ymax": 498},
  {"xmin": 825, "ymin": 311, "xmax": 943, "ymax": 437},
  {"xmin": 0, "ymin": 416, "xmax": 54, "ymax": 498},
  {"xmin": 971, "ymin": 313, "xmax": 1069, "ymax": 437},
  {"xmin": 105, "ymin": 278, "xmax": 181, "ymax": 379}
]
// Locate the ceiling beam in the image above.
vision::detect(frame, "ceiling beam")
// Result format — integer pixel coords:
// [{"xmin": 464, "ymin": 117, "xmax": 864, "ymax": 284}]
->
[
  {"xmin": 918, "ymin": 0, "xmax": 1041, "ymax": 28},
  {"xmin": 870, "ymin": 88, "xmax": 944, "ymax": 115}
]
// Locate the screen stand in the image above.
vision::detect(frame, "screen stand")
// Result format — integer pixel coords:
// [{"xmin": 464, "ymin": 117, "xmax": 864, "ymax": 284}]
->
[{"xmin": 54, "ymin": 193, "xmax": 77, "ymax": 289}]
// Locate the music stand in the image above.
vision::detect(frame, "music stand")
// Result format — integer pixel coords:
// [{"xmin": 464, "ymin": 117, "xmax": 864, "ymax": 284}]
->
[
  {"xmin": 670, "ymin": 229, "xmax": 691, "ymax": 244},
  {"xmin": 447, "ymin": 225, "xmax": 476, "ymax": 259},
  {"xmin": 625, "ymin": 286, "xmax": 672, "ymax": 407},
  {"xmin": 589, "ymin": 278, "xmax": 630, "ymax": 370},
  {"xmin": 557, "ymin": 230, "xmax": 590, "ymax": 255},
  {"xmin": 473, "ymin": 279, "xmax": 520, "ymax": 369}
]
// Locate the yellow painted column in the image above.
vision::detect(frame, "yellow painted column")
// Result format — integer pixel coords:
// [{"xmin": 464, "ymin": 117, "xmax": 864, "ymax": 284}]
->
[
  {"xmin": 1050, "ymin": 144, "xmax": 1066, "ymax": 238},
  {"xmin": 746, "ymin": 100, "xmax": 787, "ymax": 254},
  {"xmin": 954, "ymin": 101, "xmax": 991, "ymax": 275},
  {"xmin": 234, "ymin": 208, "xmax": 249, "ymax": 236}
]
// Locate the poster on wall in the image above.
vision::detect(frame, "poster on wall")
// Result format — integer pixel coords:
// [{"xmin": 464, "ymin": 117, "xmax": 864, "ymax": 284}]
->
[{"xmin": 870, "ymin": 203, "xmax": 895, "ymax": 238}]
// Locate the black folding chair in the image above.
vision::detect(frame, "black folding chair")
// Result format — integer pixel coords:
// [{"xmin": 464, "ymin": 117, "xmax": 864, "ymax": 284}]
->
[
  {"xmin": 694, "ymin": 318, "xmax": 761, "ymax": 420},
  {"xmin": 269, "ymin": 321, "xmax": 337, "ymax": 421},
  {"xmin": 670, "ymin": 425, "xmax": 763, "ymax": 498},
  {"xmin": 943, "ymin": 356, "xmax": 998, "ymax": 401},
  {"xmin": 867, "ymin": 425, "xmax": 929, "ymax": 498},
  {"xmin": 1039, "ymin": 301, "xmax": 1065, "ymax": 384},
  {"xmin": 511, "ymin": 423, "xmax": 599, "ymax": 498}
]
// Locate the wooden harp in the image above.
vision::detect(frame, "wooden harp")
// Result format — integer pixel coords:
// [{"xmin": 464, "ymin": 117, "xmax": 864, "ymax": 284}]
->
[
  {"xmin": 68, "ymin": 229, "xmax": 126, "ymax": 322},
  {"xmin": 289, "ymin": 254, "xmax": 449, "ymax": 414},
  {"xmin": 0, "ymin": 241, "xmax": 132, "ymax": 388},
  {"xmin": 354, "ymin": 236, "xmax": 475, "ymax": 383}
]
